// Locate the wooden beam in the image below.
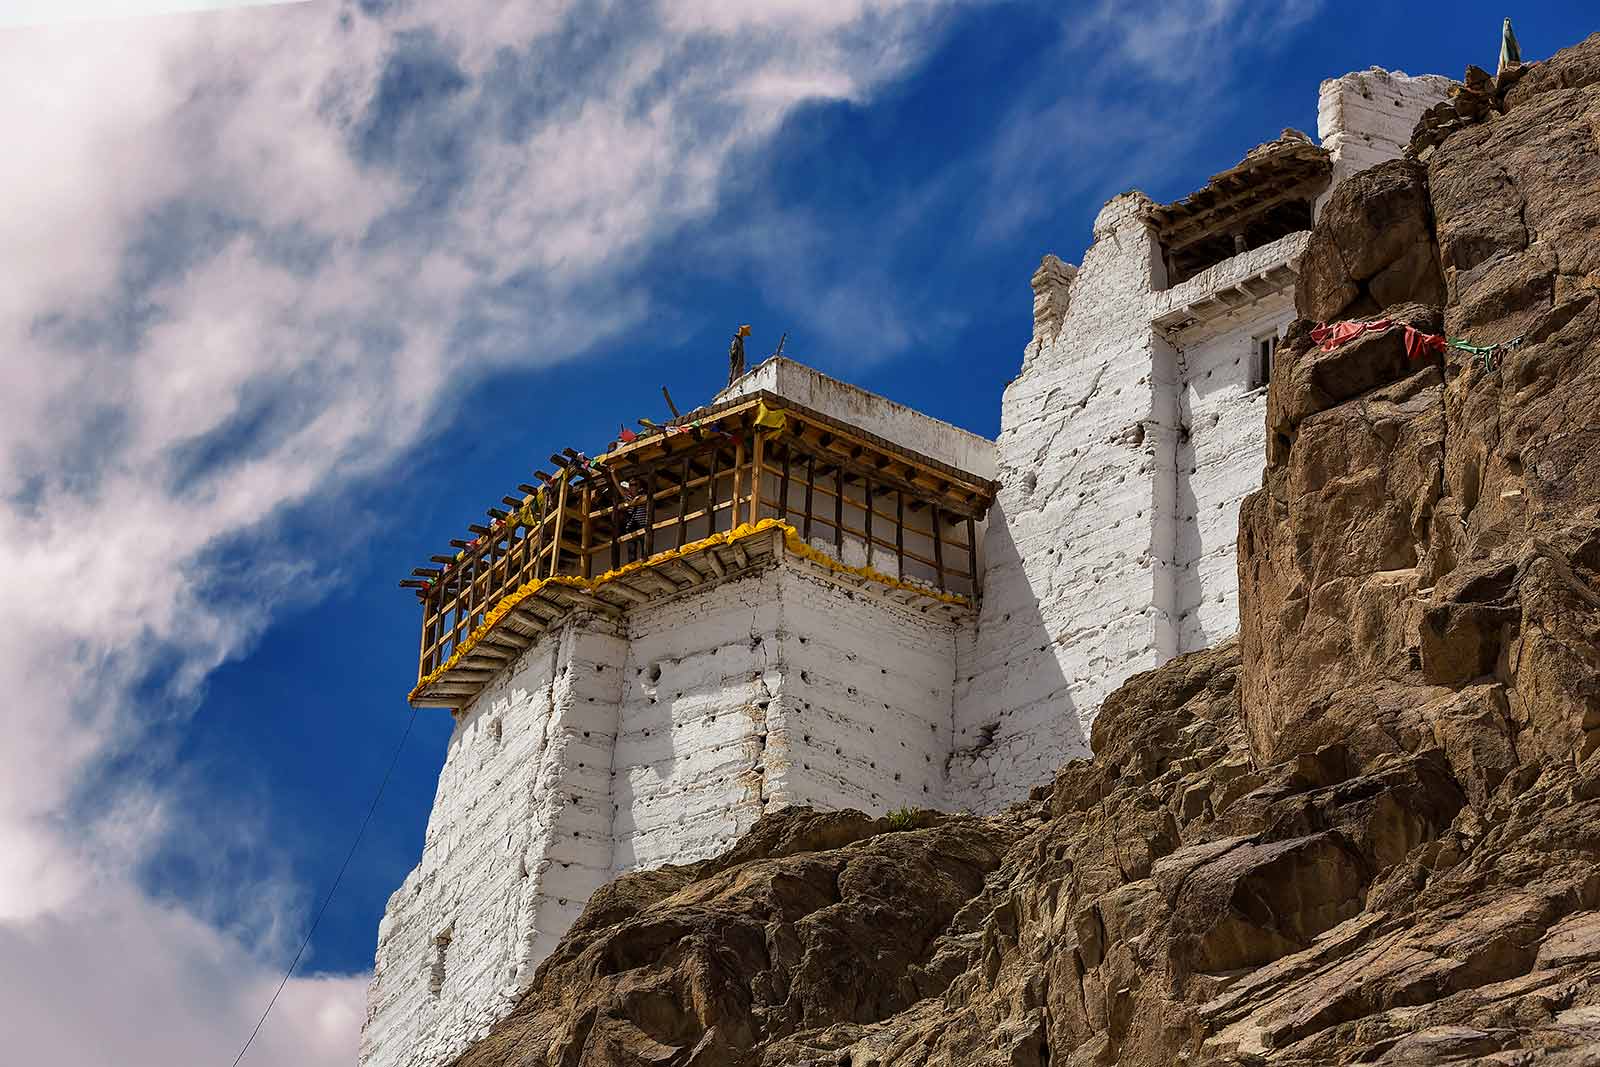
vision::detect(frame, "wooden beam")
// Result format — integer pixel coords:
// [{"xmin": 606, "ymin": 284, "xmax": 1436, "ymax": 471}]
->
[
  {"xmin": 508, "ymin": 606, "xmax": 550, "ymax": 632},
  {"xmin": 677, "ymin": 455, "xmax": 691, "ymax": 549},
  {"xmin": 833, "ymin": 466, "xmax": 844, "ymax": 555},
  {"xmin": 703, "ymin": 547, "xmax": 727, "ymax": 578},
  {"xmin": 479, "ymin": 630, "xmax": 530, "ymax": 651},
  {"xmin": 444, "ymin": 668, "xmax": 499, "ymax": 683},
  {"xmin": 778, "ymin": 445, "xmax": 791, "ymax": 521},
  {"xmin": 731, "ymin": 434, "xmax": 745, "ymax": 532},
  {"xmin": 580, "ymin": 484, "xmax": 593, "ymax": 580},
  {"xmin": 749, "ymin": 431, "xmax": 763, "ymax": 526},
  {"xmin": 555, "ymin": 587, "xmax": 623, "ymax": 618},
  {"xmin": 1164, "ymin": 180, "xmax": 1325, "ymax": 254},
  {"xmin": 729, "ymin": 540, "xmax": 750, "ymax": 569},
  {"xmin": 968, "ymin": 515, "xmax": 980, "ymax": 599},
  {"xmin": 896, "ymin": 490, "xmax": 905, "ymax": 579},
  {"xmin": 803, "ymin": 455, "xmax": 815, "ymax": 542},
  {"xmin": 644, "ymin": 471, "xmax": 656, "ymax": 557},
  {"xmin": 604, "ymin": 580, "xmax": 651, "ymax": 604},
  {"xmin": 666, "ymin": 559, "xmax": 705, "ymax": 586}
]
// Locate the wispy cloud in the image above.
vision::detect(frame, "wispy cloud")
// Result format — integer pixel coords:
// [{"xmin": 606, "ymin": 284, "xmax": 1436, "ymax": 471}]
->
[
  {"xmin": 0, "ymin": 0, "xmax": 311, "ymax": 29},
  {"xmin": 0, "ymin": 0, "xmax": 967, "ymax": 1061},
  {"xmin": 975, "ymin": 0, "xmax": 1326, "ymax": 245}
]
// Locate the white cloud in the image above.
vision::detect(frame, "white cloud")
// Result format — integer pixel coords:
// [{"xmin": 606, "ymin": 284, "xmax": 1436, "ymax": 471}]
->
[
  {"xmin": 0, "ymin": 0, "xmax": 968, "ymax": 1062},
  {"xmin": 0, "ymin": 0, "xmax": 311, "ymax": 30}
]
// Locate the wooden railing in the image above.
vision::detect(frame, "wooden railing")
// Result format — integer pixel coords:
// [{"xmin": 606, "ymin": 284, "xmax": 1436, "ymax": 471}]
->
[{"xmin": 402, "ymin": 394, "xmax": 993, "ymax": 684}]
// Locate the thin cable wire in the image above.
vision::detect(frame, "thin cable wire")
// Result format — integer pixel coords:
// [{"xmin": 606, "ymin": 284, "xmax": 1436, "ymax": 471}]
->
[{"xmin": 231, "ymin": 705, "xmax": 419, "ymax": 1067}]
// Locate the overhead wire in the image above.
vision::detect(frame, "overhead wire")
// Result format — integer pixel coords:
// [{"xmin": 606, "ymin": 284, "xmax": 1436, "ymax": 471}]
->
[{"xmin": 229, "ymin": 705, "xmax": 420, "ymax": 1067}]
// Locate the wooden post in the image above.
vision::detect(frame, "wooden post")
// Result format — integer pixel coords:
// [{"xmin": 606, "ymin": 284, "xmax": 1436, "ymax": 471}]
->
[
  {"xmin": 895, "ymin": 490, "xmax": 905, "ymax": 580},
  {"xmin": 731, "ymin": 434, "xmax": 745, "ymax": 531},
  {"xmin": 644, "ymin": 471, "xmax": 656, "ymax": 558},
  {"xmin": 749, "ymin": 431, "xmax": 764, "ymax": 526},
  {"xmin": 778, "ymin": 445, "xmax": 791, "ymax": 522},
  {"xmin": 580, "ymin": 484, "xmax": 593, "ymax": 579},
  {"xmin": 418, "ymin": 591, "xmax": 436, "ymax": 682},
  {"xmin": 967, "ymin": 515, "xmax": 979, "ymax": 597},
  {"xmin": 610, "ymin": 485, "xmax": 622, "ymax": 572},
  {"xmin": 705, "ymin": 446, "xmax": 721, "ymax": 534},
  {"xmin": 803, "ymin": 456, "xmax": 815, "ymax": 542},
  {"xmin": 932, "ymin": 507, "xmax": 946, "ymax": 591},
  {"xmin": 550, "ymin": 475, "xmax": 569, "ymax": 578},
  {"xmin": 486, "ymin": 526, "xmax": 500, "ymax": 608},
  {"xmin": 677, "ymin": 456, "xmax": 691, "ymax": 549},
  {"xmin": 863, "ymin": 479, "xmax": 873, "ymax": 568},
  {"xmin": 833, "ymin": 467, "xmax": 843, "ymax": 555}
]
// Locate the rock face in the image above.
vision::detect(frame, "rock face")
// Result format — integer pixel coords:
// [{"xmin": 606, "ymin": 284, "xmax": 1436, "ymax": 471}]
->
[{"xmin": 448, "ymin": 35, "xmax": 1600, "ymax": 1067}]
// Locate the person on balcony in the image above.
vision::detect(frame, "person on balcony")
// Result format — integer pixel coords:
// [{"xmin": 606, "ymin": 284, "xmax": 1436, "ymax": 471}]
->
[{"xmin": 618, "ymin": 480, "xmax": 648, "ymax": 562}]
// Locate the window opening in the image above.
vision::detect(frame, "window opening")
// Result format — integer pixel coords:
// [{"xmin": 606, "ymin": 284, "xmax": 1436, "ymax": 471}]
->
[{"xmin": 1252, "ymin": 332, "xmax": 1278, "ymax": 390}]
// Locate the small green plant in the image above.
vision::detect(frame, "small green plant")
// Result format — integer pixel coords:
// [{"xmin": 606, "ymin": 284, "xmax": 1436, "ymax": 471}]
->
[{"xmin": 885, "ymin": 806, "xmax": 918, "ymax": 831}]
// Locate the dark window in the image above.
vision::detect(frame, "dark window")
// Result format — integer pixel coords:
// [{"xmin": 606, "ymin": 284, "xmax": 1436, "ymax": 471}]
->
[{"xmin": 1252, "ymin": 333, "xmax": 1277, "ymax": 389}]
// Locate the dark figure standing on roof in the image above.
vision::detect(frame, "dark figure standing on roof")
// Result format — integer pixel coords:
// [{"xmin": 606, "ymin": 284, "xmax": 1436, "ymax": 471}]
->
[
  {"xmin": 619, "ymin": 479, "xmax": 648, "ymax": 562},
  {"xmin": 728, "ymin": 324, "xmax": 751, "ymax": 385}
]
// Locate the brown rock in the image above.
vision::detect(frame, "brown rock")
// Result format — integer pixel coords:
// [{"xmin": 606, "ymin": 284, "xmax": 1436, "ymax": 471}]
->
[{"xmin": 1295, "ymin": 159, "xmax": 1446, "ymax": 324}]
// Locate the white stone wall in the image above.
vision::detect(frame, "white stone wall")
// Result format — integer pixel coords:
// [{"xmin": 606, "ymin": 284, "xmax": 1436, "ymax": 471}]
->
[
  {"xmin": 610, "ymin": 569, "xmax": 783, "ymax": 872},
  {"xmin": 720, "ymin": 357, "xmax": 998, "ymax": 479},
  {"xmin": 949, "ymin": 193, "xmax": 1173, "ymax": 810},
  {"xmin": 1171, "ymin": 301, "xmax": 1292, "ymax": 652},
  {"xmin": 773, "ymin": 565, "xmax": 959, "ymax": 813},
  {"xmin": 1317, "ymin": 68, "xmax": 1454, "ymax": 205},
  {"xmin": 361, "ymin": 619, "xmax": 625, "ymax": 1067},
  {"xmin": 363, "ymin": 558, "xmax": 962, "ymax": 1067}
]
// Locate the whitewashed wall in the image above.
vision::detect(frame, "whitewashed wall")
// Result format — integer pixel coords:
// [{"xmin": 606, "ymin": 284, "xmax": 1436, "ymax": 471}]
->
[
  {"xmin": 360, "ymin": 620, "xmax": 625, "ymax": 1067},
  {"xmin": 1171, "ymin": 301, "xmax": 1292, "ymax": 652},
  {"xmin": 720, "ymin": 357, "xmax": 998, "ymax": 478},
  {"xmin": 948, "ymin": 192, "xmax": 1173, "ymax": 810},
  {"xmin": 363, "ymin": 558, "xmax": 962, "ymax": 1067},
  {"xmin": 773, "ymin": 566, "xmax": 959, "ymax": 813},
  {"xmin": 610, "ymin": 569, "xmax": 783, "ymax": 872},
  {"xmin": 1317, "ymin": 68, "xmax": 1454, "ymax": 204}
]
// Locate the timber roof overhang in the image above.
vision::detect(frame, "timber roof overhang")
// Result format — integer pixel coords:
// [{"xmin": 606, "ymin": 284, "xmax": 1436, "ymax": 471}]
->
[
  {"xmin": 602, "ymin": 390, "xmax": 998, "ymax": 520},
  {"xmin": 1148, "ymin": 134, "xmax": 1331, "ymax": 285}
]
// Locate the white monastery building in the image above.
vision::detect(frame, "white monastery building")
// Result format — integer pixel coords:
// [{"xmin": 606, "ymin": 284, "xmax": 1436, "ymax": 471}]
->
[{"xmin": 361, "ymin": 67, "xmax": 1455, "ymax": 1067}]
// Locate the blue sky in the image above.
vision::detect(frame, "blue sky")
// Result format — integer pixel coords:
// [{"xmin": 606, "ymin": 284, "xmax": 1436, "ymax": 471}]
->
[{"xmin": 1, "ymin": 2, "xmax": 1593, "ymax": 1063}]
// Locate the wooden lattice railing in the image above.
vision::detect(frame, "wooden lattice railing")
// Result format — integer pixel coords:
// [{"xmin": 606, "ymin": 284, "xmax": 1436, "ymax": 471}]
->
[{"xmin": 401, "ymin": 392, "xmax": 995, "ymax": 685}]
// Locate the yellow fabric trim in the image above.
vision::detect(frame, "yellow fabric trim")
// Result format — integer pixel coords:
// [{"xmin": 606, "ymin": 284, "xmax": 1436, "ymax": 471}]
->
[
  {"xmin": 776, "ymin": 526, "xmax": 969, "ymax": 607},
  {"xmin": 754, "ymin": 401, "xmax": 787, "ymax": 433},
  {"xmin": 410, "ymin": 517, "xmax": 970, "ymax": 704}
]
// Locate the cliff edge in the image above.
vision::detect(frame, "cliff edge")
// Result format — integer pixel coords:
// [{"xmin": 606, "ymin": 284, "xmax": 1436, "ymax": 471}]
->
[{"xmin": 446, "ymin": 33, "xmax": 1600, "ymax": 1067}]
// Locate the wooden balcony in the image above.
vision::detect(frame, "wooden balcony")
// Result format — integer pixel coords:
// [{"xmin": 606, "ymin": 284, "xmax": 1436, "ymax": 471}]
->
[{"xmin": 401, "ymin": 391, "xmax": 997, "ymax": 709}]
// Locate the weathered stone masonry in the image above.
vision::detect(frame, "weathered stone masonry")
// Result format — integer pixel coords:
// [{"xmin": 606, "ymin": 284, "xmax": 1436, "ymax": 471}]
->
[{"xmin": 362, "ymin": 65, "xmax": 1453, "ymax": 1067}]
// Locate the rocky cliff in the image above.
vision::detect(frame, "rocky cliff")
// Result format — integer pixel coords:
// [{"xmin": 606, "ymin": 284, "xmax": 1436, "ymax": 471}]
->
[{"xmin": 448, "ymin": 34, "xmax": 1600, "ymax": 1067}]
